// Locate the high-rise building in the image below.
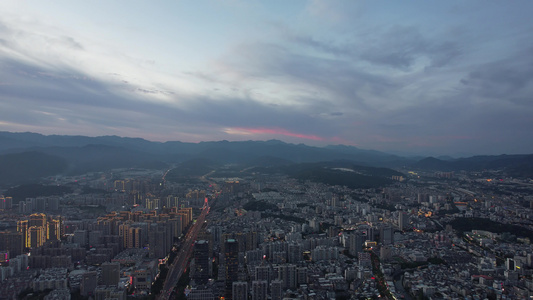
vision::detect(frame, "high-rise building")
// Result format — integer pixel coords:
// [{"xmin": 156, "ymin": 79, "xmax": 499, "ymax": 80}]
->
[
  {"xmin": 506, "ymin": 258, "xmax": 515, "ymax": 271},
  {"xmin": 297, "ymin": 267, "xmax": 307, "ymax": 285},
  {"xmin": 148, "ymin": 222, "xmax": 173, "ymax": 258},
  {"xmin": 81, "ymin": 271, "xmax": 98, "ymax": 297},
  {"xmin": 6, "ymin": 196, "xmax": 13, "ymax": 210},
  {"xmin": 358, "ymin": 252, "xmax": 372, "ymax": 267},
  {"xmin": 73, "ymin": 230, "xmax": 88, "ymax": 247},
  {"xmin": 348, "ymin": 231, "xmax": 364, "ymax": 256},
  {"xmin": 101, "ymin": 262, "xmax": 120, "ymax": 286},
  {"xmin": 225, "ymin": 239, "xmax": 239, "ymax": 300},
  {"xmin": 114, "ymin": 180, "xmax": 125, "ymax": 192},
  {"xmin": 30, "ymin": 213, "xmax": 47, "ymax": 228},
  {"xmin": 130, "ymin": 227, "xmax": 143, "ymax": 248},
  {"xmin": 251, "ymin": 280, "xmax": 268, "ymax": 300},
  {"xmin": 165, "ymin": 195, "xmax": 179, "ymax": 209},
  {"xmin": 88, "ymin": 230, "xmax": 103, "ymax": 248},
  {"xmin": 188, "ymin": 286, "xmax": 215, "ymax": 300},
  {"xmin": 178, "ymin": 208, "xmax": 193, "ymax": 226},
  {"xmin": 270, "ymin": 280, "xmax": 283, "ymax": 300},
  {"xmin": 94, "ymin": 286, "xmax": 126, "ymax": 300},
  {"xmin": 211, "ymin": 226, "xmax": 222, "ymax": 246},
  {"xmin": 120, "ymin": 225, "xmax": 143, "ymax": 249},
  {"xmin": 167, "ymin": 217, "xmax": 181, "ymax": 240},
  {"xmin": 28, "ymin": 226, "xmax": 46, "ymax": 248},
  {"xmin": 246, "ymin": 231, "xmax": 258, "ymax": 251},
  {"xmin": 146, "ymin": 198, "xmax": 160, "ymax": 210},
  {"xmin": 367, "ymin": 226, "xmax": 376, "ymax": 242},
  {"xmin": 380, "ymin": 245, "xmax": 392, "ymax": 261},
  {"xmin": 235, "ymin": 232, "xmax": 247, "ymax": 253},
  {"xmin": 0, "ymin": 231, "xmax": 23, "ymax": 257},
  {"xmin": 193, "ymin": 240, "xmax": 210, "ymax": 285},
  {"xmin": 399, "ymin": 212, "xmax": 409, "ymax": 230},
  {"xmin": 380, "ymin": 226, "xmax": 394, "ymax": 245},
  {"xmin": 275, "ymin": 264, "xmax": 296, "ymax": 289},
  {"xmin": 287, "ymin": 242, "xmax": 302, "ymax": 263},
  {"xmin": 47, "ymin": 197, "xmax": 60, "ymax": 211},
  {"xmin": 34, "ymin": 198, "xmax": 46, "ymax": 212},
  {"xmin": 18, "ymin": 213, "xmax": 49, "ymax": 248},
  {"xmin": 0, "ymin": 196, "xmax": 13, "ymax": 210},
  {"xmin": 17, "ymin": 220, "xmax": 29, "ymax": 248},
  {"xmin": 197, "ymin": 231, "xmax": 214, "ymax": 257},
  {"xmin": 232, "ymin": 281, "xmax": 248, "ymax": 300},
  {"xmin": 255, "ymin": 265, "xmax": 271, "ymax": 283},
  {"xmin": 47, "ymin": 218, "xmax": 61, "ymax": 241}
]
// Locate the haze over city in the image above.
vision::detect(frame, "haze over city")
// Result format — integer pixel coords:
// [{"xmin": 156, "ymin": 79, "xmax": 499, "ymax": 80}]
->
[{"xmin": 1, "ymin": 1, "xmax": 532, "ymax": 155}]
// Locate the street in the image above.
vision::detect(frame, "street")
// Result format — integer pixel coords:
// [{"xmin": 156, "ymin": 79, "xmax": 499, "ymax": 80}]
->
[{"xmin": 159, "ymin": 204, "xmax": 210, "ymax": 300}]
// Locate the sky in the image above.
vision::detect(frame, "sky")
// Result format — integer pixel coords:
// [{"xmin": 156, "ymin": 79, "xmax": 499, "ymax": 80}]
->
[{"xmin": 0, "ymin": 1, "xmax": 532, "ymax": 156}]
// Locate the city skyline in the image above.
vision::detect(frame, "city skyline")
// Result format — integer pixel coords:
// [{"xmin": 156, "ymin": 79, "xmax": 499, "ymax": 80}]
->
[{"xmin": 1, "ymin": 1, "xmax": 533, "ymax": 155}]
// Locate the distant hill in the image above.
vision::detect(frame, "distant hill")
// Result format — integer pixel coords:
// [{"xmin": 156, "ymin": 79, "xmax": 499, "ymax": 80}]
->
[
  {"xmin": 282, "ymin": 161, "xmax": 402, "ymax": 189},
  {"xmin": 413, "ymin": 154, "xmax": 533, "ymax": 177},
  {"xmin": 4, "ymin": 184, "xmax": 72, "ymax": 203},
  {"xmin": 413, "ymin": 157, "xmax": 455, "ymax": 172},
  {"xmin": 27, "ymin": 144, "xmax": 169, "ymax": 174},
  {"xmin": 291, "ymin": 168, "xmax": 393, "ymax": 189},
  {"xmin": 0, "ymin": 152, "xmax": 68, "ymax": 186},
  {"xmin": 0, "ymin": 132, "xmax": 532, "ymax": 183},
  {"xmin": 241, "ymin": 161, "xmax": 404, "ymax": 189},
  {"xmin": 0, "ymin": 131, "xmax": 411, "ymax": 169},
  {"xmin": 245, "ymin": 156, "xmax": 294, "ymax": 168},
  {"xmin": 165, "ymin": 158, "xmax": 220, "ymax": 181}
]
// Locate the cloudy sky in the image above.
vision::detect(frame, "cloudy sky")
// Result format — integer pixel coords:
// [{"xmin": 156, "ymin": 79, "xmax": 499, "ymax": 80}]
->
[{"xmin": 1, "ymin": 1, "xmax": 532, "ymax": 156}]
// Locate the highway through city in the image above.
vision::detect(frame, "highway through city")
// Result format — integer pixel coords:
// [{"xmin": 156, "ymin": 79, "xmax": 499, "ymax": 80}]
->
[{"xmin": 159, "ymin": 203, "xmax": 210, "ymax": 300}]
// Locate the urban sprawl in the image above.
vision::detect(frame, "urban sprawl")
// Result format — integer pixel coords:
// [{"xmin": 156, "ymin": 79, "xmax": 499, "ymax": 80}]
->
[{"xmin": 1, "ymin": 168, "xmax": 533, "ymax": 300}]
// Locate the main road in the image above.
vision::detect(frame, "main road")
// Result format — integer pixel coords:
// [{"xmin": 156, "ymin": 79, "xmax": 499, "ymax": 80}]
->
[{"xmin": 159, "ymin": 202, "xmax": 210, "ymax": 300}]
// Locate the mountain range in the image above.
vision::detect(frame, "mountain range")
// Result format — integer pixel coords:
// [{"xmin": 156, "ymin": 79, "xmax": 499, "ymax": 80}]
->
[{"xmin": 0, "ymin": 131, "xmax": 531, "ymax": 186}]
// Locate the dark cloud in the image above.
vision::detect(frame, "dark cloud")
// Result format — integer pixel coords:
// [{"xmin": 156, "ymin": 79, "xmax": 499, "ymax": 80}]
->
[
  {"xmin": 265, "ymin": 25, "xmax": 531, "ymax": 154},
  {"xmin": 59, "ymin": 36, "xmax": 84, "ymax": 50},
  {"xmin": 287, "ymin": 25, "xmax": 463, "ymax": 70},
  {"xmin": 1, "ymin": 5, "xmax": 532, "ymax": 155},
  {"xmin": 460, "ymin": 48, "xmax": 533, "ymax": 105},
  {"xmin": 0, "ymin": 56, "xmax": 340, "ymax": 142},
  {"xmin": 287, "ymin": 34, "xmax": 352, "ymax": 58},
  {"xmin": 220, "ymin": 41, "xmax": 401, "ymax": 112},
  {"xmin": 0, "ymin": 60, "xmax": 174, "ymax": 133},
  {"xmin": 362, "ymin": 79, "xmax": 533, "ymax": 155},
  {"xmin": 1, "ymin": 60, "xmax": 118, "ymax": 107}
]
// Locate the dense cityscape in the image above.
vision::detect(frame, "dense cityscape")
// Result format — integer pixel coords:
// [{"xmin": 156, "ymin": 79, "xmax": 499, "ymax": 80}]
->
[
  {"xmin": 2, "ymin": 1, "xmax": 533, "ymax": 299},
  {"xmin": 1, "ymin": 160, "xmax": 533, "ymax": 300}
]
